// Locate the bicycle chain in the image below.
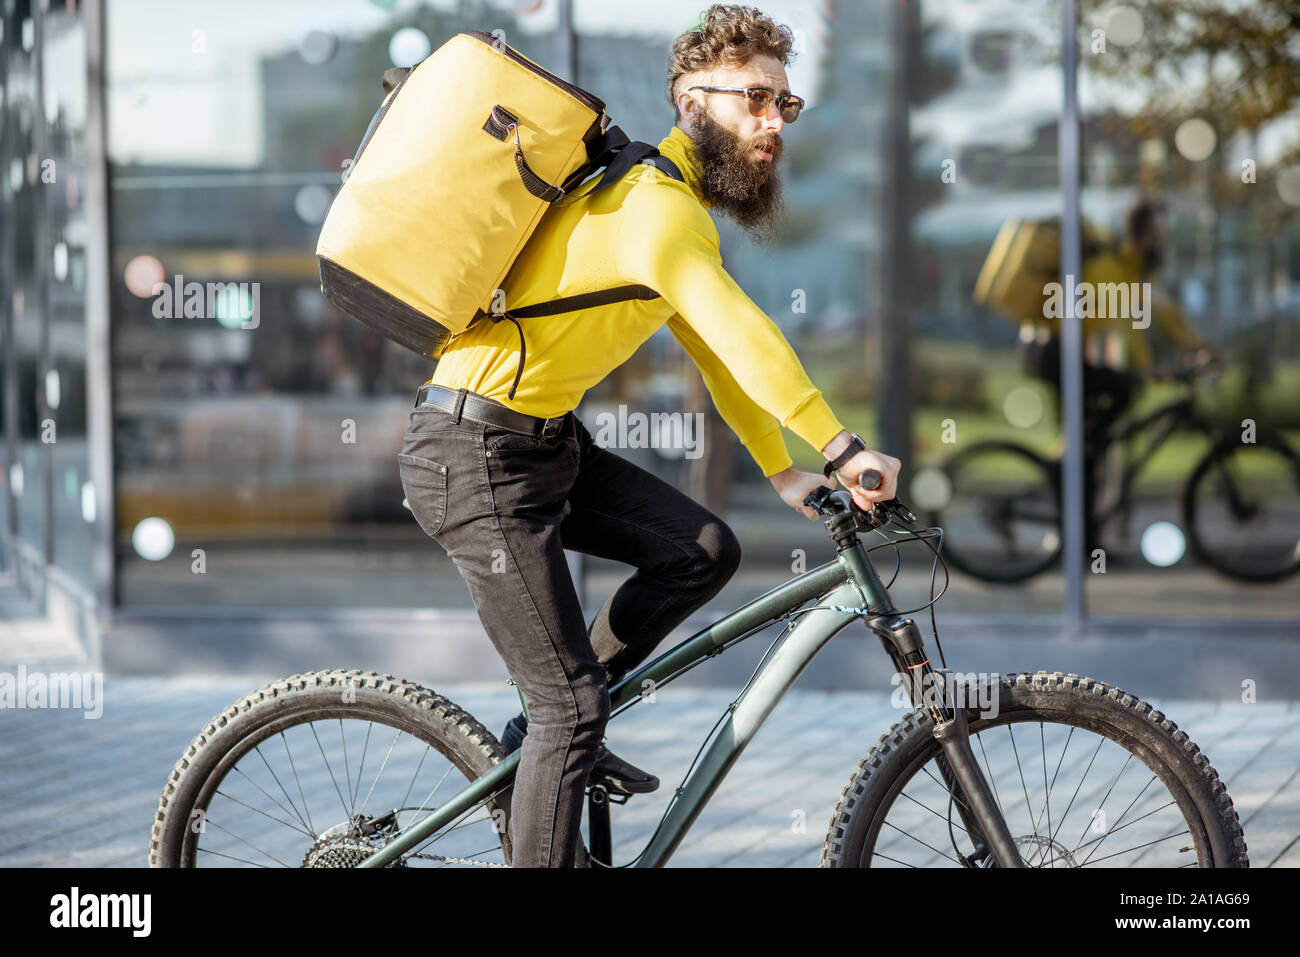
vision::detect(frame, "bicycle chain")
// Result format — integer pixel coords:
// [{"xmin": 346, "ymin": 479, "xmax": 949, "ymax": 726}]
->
[{"xmin": 405, "ymin": 852, "xmax": 509, "ymax": 867}]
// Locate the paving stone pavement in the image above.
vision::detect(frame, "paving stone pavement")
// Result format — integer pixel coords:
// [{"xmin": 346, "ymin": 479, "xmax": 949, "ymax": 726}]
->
[{"xmin": 0, "ymin": 674, "xmax": 1296, "ymax": 868}]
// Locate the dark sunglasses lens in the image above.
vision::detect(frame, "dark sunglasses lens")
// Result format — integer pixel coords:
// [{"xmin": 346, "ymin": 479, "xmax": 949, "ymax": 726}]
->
[
  {"xmin": 780, "ymin": 98, "xmax": 802, "ymax": 123},
  {"xmin": 745, "ymin": 90, "xmax": 774, "ymax": 115}
]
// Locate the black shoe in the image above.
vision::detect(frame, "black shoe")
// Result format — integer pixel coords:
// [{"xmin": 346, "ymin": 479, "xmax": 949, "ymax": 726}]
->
[
  {"xmin": 500, "ymin": 713, "xmax": 527, "ymax": 755},
  {"xmin": 590, "ymin": 742, "xmax": 659, "ymax": 796},
  {"xmin": 501, "ymin": 715, "xmax": 657, "ymax": 796}
]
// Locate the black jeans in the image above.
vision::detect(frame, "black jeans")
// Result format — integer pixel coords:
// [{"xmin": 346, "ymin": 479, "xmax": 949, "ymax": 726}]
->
[
  {"xmin": 396, "ymin": 394, "xmax": 742, "ymax": 867},
  {"xmin": 1023, "ymin": 336, "xmax": 1138, "ymax": 455}
]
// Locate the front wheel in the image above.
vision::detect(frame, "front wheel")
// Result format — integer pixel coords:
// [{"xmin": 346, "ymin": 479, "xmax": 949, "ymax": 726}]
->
[
  {"xmin": 821, "ymin": 672, "xmax": 1247, "ymax": 868},
  {"xmin": 1183, "ymin": 430, "xmax": 1300, "ymax": 582}
]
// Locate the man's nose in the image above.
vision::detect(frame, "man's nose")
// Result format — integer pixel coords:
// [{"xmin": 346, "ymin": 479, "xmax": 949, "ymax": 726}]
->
[{"xmin": 762, "ymin": 109, "xmax": 785, "ymax": 134}]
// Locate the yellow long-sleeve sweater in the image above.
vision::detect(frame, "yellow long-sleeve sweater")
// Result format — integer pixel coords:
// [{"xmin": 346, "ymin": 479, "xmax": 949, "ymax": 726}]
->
[{"xmin": 426, "ymin": 124, "xmax": 845, "ymax": 477}]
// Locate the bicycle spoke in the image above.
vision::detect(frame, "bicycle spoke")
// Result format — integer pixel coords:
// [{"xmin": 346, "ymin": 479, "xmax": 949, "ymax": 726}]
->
[
  {"xmin": 1070, "ymin": 751, "xmax": 1135, "ymax": 855},
  {"xmin": 352, "ymin": 721, "xmax": 374, "ymax": 810},
  {"xmin": 1007, "ymin": 723, "xmax": 1041, "ymax": 848},
  {"xmin": 1030, "ymin": 725, "xmax": 1075, "ymax": 837},
  {"xmin": 407, "ymin": 763, "xmax": 455, "ymax": 825},
  {"xmin": 920, "ymin": 763, "xmax": 974, "ymax": 818},
  {"xmin": 880, "ymin": 819, "xmax": 964, "ymax": 866},
  {"xmin": 399, "ymin": 744, "xmax": 433, "ymax": 812},
  {"xmin": 339, "ymin": 718, "xmax": 354, "ymax": 816},
  {"xmin": 280, "ymin": 731, "xmax": 316, "ymax": 835},
  {"xmin": 1054, "ymin": 796, "xmax": 1180, "ymax": 865},
  {"xmin": 974, "ymin": 732, "xmax": 1005, "ymax": 816},
  {"xmin": 196, "ymin": 846, "xmax": 272, "ymax": 868},
  {"xmin": 897, "ymin": 787, "xmax": 970, "ymax": 834},
  {"xmin": 357, "ymin": 728, "xmax": 404, "ymax": 819},
  {"xmin": 1078, "ymin": 777, "xmax": 1163, "ymax": 866},
  {"xmin": 1040, "ymin": 723, "xmax": 1052, "ymax": 866},
  {"xmin": 1079, "ymin": 827, "xmax": 1191, "ymax": 867},
  {"xmin": 309, "ymin": 721, "xmax": 353, "ymax": 822},
  {"xmin": 1046, "ymin": 734, "xmax": 1106, "ymax": 850},
  {"xmin": 404, "ymin": 782, "xmax": 514, "ymax": 862},
  {"xmin": 252, "ymin": 745, "xmax": 313, "ymax": 835},
  {"xmin": 870, "ymin": 849, "xmax": 919, "ymax": 868},
  {"xmin": 202, "ymin": 817, "xmax": 296, "ymax": 868},
  {"xmin": 221, "ymin": 771, "xmax": 315, "ymax": 838}
]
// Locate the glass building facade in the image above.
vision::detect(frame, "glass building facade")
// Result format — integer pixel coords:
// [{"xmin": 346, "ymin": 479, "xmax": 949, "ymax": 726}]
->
[{"xmin": 2, "ymin": 0, "xmax": 1297, "ymax": 667}]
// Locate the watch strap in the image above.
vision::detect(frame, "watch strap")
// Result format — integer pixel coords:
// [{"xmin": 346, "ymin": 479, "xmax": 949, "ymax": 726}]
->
[{"xmin": 823, "ymin": 433, "xmax": 866, "ymax": 478}]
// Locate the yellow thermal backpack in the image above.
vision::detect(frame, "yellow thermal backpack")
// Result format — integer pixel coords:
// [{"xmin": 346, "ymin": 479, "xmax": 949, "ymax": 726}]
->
[
  {"xmin": 315, "ymin": 29, "xmax": 684, "ymax": 364},
  {"xmin": 973, "ymin": 216, "xmax": 1116, "ymax": 331}
]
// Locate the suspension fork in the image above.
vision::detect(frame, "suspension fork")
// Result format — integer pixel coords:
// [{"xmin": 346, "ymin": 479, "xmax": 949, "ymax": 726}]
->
[{"xmin": 866, "ymin": 614, "xmax": 1023, "ymax": 867}]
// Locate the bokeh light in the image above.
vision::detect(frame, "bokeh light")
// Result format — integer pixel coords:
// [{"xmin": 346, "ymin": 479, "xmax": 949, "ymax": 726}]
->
[
  {"xmin": 132, "ymin": 517, "xmax": 175, "ymax": 562},
  {"xmin": 294, "ymin": 183, "xmax": 333, "ymax": 224},
  {"xmin": 124, "ymin": 254, "xmax": 166, "ymax": 297},
  {"xmin": 1003, "ymin": 384, "xmax": 1045, "ymax": 429},
  {"xmin": 389, "ymin": 28, "xmax": 431, "ymax": 68},
  {"xmin": 298, "ymin": 30, "xmax": 338, "ymax": 65},
  {"xmin": 1173, "ymin": 118, "xmax": 1216, "ymax": 162},
  {"xmin": 1140, "ymin": 521, "xmax": 1186, "ymax": 567},
  {"xmin": 1276, "ymin": 166, "xmax": 1300, "ymax": 208},
  {"xmin": 910, "ymin": 466, "xmax": 953, "ymax": 512},
  {"xmin": 213, "ymin": 285, "xmax": 256, "ymax": 329},
  {"xmin": 1103, "ymin": 5, "xmax": 1144, "ymax": 47}
]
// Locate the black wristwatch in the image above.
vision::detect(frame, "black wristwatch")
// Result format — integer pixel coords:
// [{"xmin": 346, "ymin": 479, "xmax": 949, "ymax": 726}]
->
[{"xmin": 823, "ymin": 432, "xmax": 867, "ymax": 479}]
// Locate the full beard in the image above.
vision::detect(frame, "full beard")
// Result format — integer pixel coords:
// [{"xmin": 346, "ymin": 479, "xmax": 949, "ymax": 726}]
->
[{"xmin": 686, "ymin": 108, "xmax": 785, "ymax": 244}]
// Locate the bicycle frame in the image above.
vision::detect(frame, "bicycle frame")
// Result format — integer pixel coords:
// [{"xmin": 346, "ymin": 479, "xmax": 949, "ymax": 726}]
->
[
  {"xmin": 1095, "ymin": 388, "xmax": 1212, "ymax": 527},
  {"xmin": 359, "ymin": 517, "xmax": 1022, "ymax": 868}
]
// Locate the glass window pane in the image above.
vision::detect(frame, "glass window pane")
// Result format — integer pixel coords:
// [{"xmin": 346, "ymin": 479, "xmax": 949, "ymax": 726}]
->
[
  {"xmin": 107, "ymin": 2, "xmax": 563, "ymax": 607},
  {"xmin": 1079, "ymin": 0, "xmax": 1300, "ymax": 619}
]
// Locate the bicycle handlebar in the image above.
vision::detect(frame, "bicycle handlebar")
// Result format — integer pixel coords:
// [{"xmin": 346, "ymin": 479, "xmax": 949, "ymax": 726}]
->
[
  {"xmin": 802, "ymin": 468, "xmax": 917, "ymax": 534},
  {"xmin": 857, "ymin": 468, "xmax": 882, "ymax": 490}
]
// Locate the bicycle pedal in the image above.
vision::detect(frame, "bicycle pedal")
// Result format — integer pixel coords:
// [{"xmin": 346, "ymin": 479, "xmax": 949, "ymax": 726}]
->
[{"xmin": 586, "ymin": 784, "xmax": 631, "ymax": 805}]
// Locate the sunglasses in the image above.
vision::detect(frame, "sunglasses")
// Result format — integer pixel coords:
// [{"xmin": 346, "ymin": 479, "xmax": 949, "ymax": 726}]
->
[{"xmin": 688, "ymin": 85, "xmax": 805, "ymax": 124}]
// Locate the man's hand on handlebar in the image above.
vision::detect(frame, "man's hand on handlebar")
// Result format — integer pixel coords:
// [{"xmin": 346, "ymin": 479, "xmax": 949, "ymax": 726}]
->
[
  {"xmin": 769, "ymin": 467, "xmax": 836, "ymax": 520},
  {"xmin": 835, "ymin": 448, "xmax": 901, "ymax": 513}
]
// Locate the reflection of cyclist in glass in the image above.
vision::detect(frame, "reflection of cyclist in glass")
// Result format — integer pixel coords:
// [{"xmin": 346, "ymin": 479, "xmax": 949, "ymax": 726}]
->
[
  {"xmin": 976, "ymin": 198, "xmax": 1213, "ymax": 544},
  {"xmin": 1022, "ymin": 199, "xmax": 1208, "ymax": 459}
]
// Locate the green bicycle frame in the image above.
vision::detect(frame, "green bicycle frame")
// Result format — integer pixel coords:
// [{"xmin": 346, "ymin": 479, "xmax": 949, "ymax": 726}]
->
[{"xmin": 359, "ymin": 539, "xmax": 899, "ymax": 868}]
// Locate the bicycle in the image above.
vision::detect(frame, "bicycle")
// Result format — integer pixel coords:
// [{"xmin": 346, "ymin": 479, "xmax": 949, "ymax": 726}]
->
[
  {"xmin": 148, "ymin": 471, "xmax": 1249, "ymax": 868},
  {"xmin": 924, "ymin": 359, "xmax": 1300, "ymax": 584}
]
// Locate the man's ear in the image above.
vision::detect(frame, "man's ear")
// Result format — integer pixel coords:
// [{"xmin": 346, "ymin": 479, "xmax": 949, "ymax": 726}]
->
[{"xmin": 676, "ymin": 87, "xmax": 702, "ymax": 129}]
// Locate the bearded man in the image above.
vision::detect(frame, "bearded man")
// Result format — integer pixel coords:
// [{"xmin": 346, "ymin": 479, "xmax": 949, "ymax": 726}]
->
[{"xmin": 397, "ymin": 3, "xmax": 900, "ymax": 867}]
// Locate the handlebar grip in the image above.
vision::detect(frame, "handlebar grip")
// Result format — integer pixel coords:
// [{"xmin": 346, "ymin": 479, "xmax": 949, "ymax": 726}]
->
[{"xmin": 858, "ymin": 469, "xmax": 883, "ymax": 490}]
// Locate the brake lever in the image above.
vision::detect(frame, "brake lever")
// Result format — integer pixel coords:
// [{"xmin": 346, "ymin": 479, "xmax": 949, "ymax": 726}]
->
[{"xmin": 802, "ymin": 469, "xmax": 918, "ymax": 529}]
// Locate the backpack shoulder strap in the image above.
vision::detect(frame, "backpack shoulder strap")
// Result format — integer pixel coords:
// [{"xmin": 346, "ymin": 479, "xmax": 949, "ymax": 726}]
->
[{"xmin": 468, "ymin": 136, "xmax": 690, "ymax": 398}]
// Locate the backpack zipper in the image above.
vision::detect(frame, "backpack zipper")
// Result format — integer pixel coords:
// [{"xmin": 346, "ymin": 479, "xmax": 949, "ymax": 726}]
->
[{"xmin": 467, "ymin": 29, "xmax": 605, "ymax": 115}]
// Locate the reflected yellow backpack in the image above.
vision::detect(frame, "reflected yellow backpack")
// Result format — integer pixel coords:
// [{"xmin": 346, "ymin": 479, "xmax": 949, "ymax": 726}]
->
[
  {"xmin": 973, "ymin": 217, "xmax": 1114, "ymax": 331},
  {"xmin": 316, "ymin": 30, "xmax": 683, "ymax": 362}
]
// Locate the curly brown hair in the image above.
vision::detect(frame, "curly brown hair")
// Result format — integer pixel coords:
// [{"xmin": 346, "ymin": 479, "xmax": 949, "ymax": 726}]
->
[{"xmin": 665, "ymin": 4, "xmax": 796, "ymax": 120}]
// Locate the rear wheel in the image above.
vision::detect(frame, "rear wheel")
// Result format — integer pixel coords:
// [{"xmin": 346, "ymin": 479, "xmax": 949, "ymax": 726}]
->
[
  {"xmin": 822, "ymin": 672, "xmax": 1247, "ymax": 868},
  {"xmin": 149, "ymin": 670, "xmax": 520, "ymax": 867}
]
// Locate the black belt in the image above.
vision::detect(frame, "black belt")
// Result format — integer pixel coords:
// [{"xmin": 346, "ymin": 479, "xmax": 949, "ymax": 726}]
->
[{"xmin": 413, "ymin": 384, "xmax": 567, "ymax": 438}]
